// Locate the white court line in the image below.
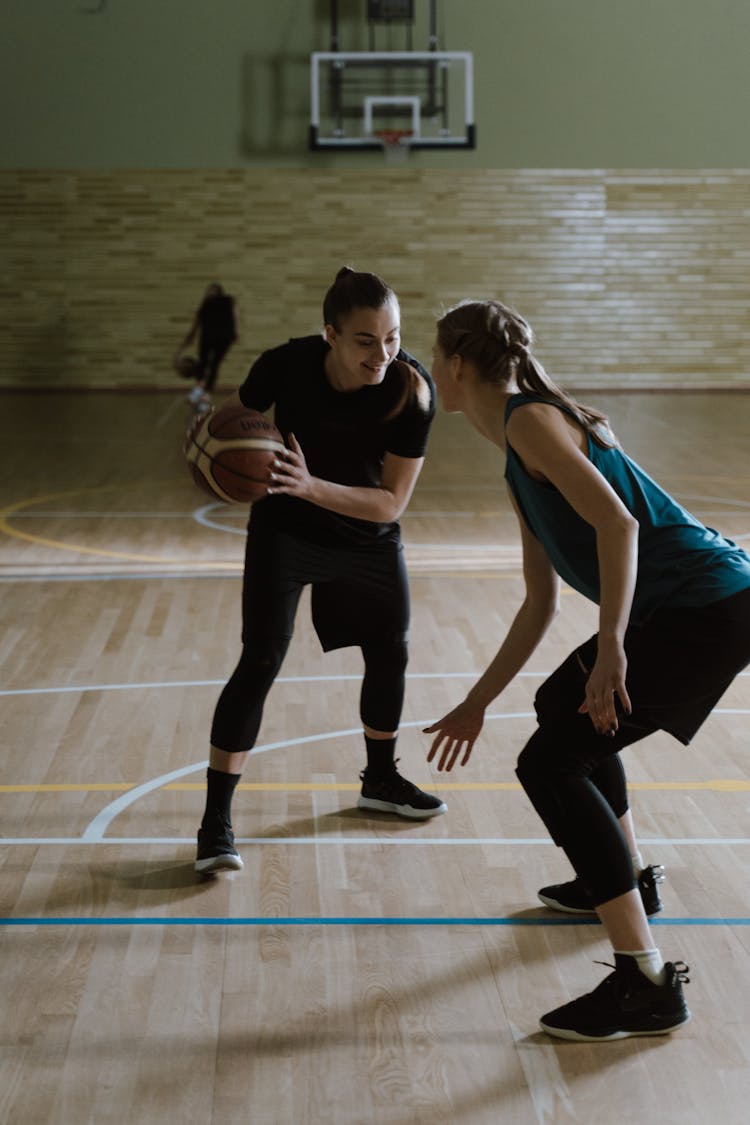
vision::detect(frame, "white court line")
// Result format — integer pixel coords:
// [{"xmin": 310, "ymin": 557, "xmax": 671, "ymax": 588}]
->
[
  {"xmin": 192, "ymin": 503, "xmax": 246, "ymax": 535},
  {"xmin": 1, "ymin": 672, "xmax": 746, "ymax": 698},
  {"xmin": 79, "ymin": 716, "xmax": 537, "ymax": 842},
  {"xmin": 5, "ymin": 837, "xmax": 750, "ymax": 847},
  {"xmin": 4, "ymin": 699, "xmax": 750, "ymax": 850},
  {"xmin": 13, "ymin": 505, "xmax": 750, "ymax": 521},
  {"xmin": 0, "ymin": 572, "xmax": 241, "ymax": 584},
  {"xmin": 70, "ymin": 707, "xmax": 750, "ymax": 842},
  {"xmin": 155, "ymin": 396, "xmax": 186, "ymax": 430},
  {"xmin": 0, "ymin": 671, "xmax": 545, "ymax": 698},
  {"xmin": 510, "ymin": 1019, "xmax": 576, "ymax": 1121},
  {"xmin": 4, "ymin": 486, "xmax": 748, "ymax": 850},
  {"xmin": 79, "ymin": 759, "xmax": 213, "ymax": 842},
  {"xmin": 190, "ymin": 493, "xmax": 750, "ymax": 539}
]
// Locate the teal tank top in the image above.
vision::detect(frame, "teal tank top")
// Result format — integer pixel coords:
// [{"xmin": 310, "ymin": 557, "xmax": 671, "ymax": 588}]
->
[{"xmin": 504, "ymin": 394, "xmax": 750, "ymax": 623}]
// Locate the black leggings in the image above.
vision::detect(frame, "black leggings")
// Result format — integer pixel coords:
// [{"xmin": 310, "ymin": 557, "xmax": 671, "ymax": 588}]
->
[
  {"xmin": 199, "ymin": 336, "xmax": 233, "ymax": 392},
  {"xmin": 516, "ymin": 724, "xmax": 636, "ymax": 905},
  {"xmin": 210, "ymin": 635, "xmax": 409, "ymax": 753},
  {"xmin": 516, "ymin": 587, "xmax": 750, "ymax": 906}
]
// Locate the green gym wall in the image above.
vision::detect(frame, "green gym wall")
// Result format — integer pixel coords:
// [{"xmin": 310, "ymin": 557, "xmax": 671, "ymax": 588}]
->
[{"xmin": 1, "ymin": 1, "xmax": 748, "ymax": 389}]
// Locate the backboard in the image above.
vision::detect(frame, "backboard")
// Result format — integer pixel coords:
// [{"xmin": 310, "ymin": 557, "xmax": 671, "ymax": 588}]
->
[{"xmin": 309, "ymin": 50, "xmax": 475, "ymax": 152}]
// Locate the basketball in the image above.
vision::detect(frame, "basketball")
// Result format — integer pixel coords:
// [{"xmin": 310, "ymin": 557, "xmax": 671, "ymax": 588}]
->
[
  {"xmin": 174, "ymin": 354, "xmax": 202, "ymax": 379},
  {"xmin": 185, "ymin": 405, "xmax": 286, "ymax": 504}
]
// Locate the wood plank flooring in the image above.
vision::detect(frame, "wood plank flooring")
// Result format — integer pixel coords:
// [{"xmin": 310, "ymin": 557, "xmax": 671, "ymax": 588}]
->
[{"xmin": 1, "ymin": 389, "xmax": 749, "ymax": 1124}]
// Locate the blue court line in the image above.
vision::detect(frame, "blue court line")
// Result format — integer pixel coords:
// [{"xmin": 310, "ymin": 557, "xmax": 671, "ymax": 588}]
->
[{"xmin": 2, "ymin": 916, "xmax": 750, "ymax": 927}]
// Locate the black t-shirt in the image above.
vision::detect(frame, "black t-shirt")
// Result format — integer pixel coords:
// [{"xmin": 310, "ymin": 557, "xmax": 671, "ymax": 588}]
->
[
  {"xmin": 238, "ymin": 335, "xmax": 435, "ymax": 545},
  {"xmin": 199, "ymin": 295, "xmax": 236, "ymax": 342}
]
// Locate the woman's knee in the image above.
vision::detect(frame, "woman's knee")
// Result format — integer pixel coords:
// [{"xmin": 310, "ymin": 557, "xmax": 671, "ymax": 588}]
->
[
  {"xmin": 515, "ymin": 726, "xmax": 596, "ymax": 806},
  {"xmin": 359, "ymin": 638, "xmax": 408, "ymax": 731},
  {"xmin": 210, "ymin": 636, "xmax": 290, "ymax": 752},
  {"xmin": 235, "ymin": 636, "xmax": 290, "ymax": 691},
  {"xmin": 516, "ymin": 729, "xmax": 558, "ymax": 791},
  {"xmin": 362, "ymin": 637, "xmax": 408, "ymax": 670}
]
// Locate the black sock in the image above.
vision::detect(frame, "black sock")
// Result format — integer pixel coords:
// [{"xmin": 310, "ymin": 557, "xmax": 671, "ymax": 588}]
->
[
  {"xmin": 201, "ymin": 767, "xmax": 240, "ymax": 827},
  {"xmin": 364, "ymin": 736, "xmax": 397, "ymax": 779}
]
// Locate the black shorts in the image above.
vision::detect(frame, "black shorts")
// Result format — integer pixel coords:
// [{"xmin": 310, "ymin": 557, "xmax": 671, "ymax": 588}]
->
[
  {"xmin": 535, "ymin": 585, "xmax": 750, "ymax": 747},
  {"xmin": 240, "ymin": 524, "xmax": 410, "ymax": 652}
]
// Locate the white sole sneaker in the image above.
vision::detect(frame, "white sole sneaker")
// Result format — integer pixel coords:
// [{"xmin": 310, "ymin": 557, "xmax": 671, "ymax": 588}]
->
[
  {"xmin": 356, "ymin": 795, "xmax": 447, "ymax": 820},
  {"xmin": 195, "ymin": 850, "xmax": 244, "ymax": 874}
]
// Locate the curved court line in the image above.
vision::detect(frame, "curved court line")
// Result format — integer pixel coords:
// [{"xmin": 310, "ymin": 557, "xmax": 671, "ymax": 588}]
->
[
  {"xmin": 78, "ymin": 706, "xmax": 750, "ymax": 843},
  {"xmin": 3, "ymin": 493, "xmax": 527, "ymax": 569},
  {"xmin": 0, "ymin": 488, "xmax": 241, "ymax": 568},
  {"xmin": 7, "ymin": 493, "xmax": 748, "ymax": 574},
  {"xmin": 80, "ymin": 760, "xmax": 209, "ymax": 842},
  {"xmin": 80, "ymin": 726, "xmax": 363, "ymax": 841},
  {"xmin": 80, "ymin": 715, "xmax": 535, "ymax": 842},
  {"xmin": 193, "ymin": 502, "xmax": 247, "ymax": 535}
]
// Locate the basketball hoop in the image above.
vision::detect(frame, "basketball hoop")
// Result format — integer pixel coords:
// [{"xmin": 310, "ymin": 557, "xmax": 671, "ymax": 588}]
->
[{"xmin": 374, "ymin": 129, "xmax": 412, "ymax": 165}]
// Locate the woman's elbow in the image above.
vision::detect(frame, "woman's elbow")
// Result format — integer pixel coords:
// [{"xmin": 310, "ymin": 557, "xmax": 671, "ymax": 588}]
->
[
  {"xmin": 542, "ymin": 594, "xmax": 560, "ymax": 628},
  {"xmin": 526, "ymin": 588, "xmax": 559, "ymax": 629},
  {"xmin": 385, "ymin": 500, "xmax": 407, "ymax": 523},
  {"xmin": 382, "ymin": 487, "xmax": 415, "ymax": 523},
  {"xmin": 623, "ymin": 512, "xmax": 639, "ymax": 536},
  {"xmin": 599, "ymin": 510, "xmax": 639, "ymax": 546}
]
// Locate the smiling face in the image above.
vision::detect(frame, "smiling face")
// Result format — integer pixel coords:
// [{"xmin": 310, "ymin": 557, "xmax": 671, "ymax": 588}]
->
[{"xmin": 324, "ymin": 300, "xmax": 401, "ymax": 391}]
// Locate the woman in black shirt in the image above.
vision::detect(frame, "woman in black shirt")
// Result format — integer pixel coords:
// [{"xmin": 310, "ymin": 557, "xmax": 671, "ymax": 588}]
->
[
  {"xmin": 196, "ymin": 268, "xmax": 446, "ymax": 874},
  {"xmin": 179, "ymin": 282, "xmax": 238, "ymax": 409}
]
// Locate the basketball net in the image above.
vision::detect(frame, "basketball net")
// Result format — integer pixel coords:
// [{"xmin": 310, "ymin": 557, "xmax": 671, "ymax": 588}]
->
[{"xmin": 375, "ymin": 129, "xmax": 412, "ymax": 166}]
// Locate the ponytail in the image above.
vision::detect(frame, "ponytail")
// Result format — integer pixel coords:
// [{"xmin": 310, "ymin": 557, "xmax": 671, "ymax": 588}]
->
[{"xmin": 436, "ymin": 300, "xmax": 616, "ymax": 449}]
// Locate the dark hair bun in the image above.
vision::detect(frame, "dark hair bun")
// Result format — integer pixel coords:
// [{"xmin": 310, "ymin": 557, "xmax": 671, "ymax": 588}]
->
[{"xmin": 323, "ymin": 268, "xmax": 395, "ymax": 330}]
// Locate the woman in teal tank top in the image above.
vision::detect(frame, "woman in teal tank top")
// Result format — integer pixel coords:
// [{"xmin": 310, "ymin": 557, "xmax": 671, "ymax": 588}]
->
[{"xmin": 423, "ymin": 298, "xmax": 750, "ymax": 1042}]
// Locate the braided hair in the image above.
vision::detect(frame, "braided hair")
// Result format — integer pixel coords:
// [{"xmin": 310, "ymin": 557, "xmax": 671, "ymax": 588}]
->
[{"xmin": 436, "ymin": 299, "xmax": 616, "ymax": 449}]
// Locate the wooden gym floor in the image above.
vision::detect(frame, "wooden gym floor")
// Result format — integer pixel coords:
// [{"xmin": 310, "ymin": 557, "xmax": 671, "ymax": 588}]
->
[{"xmin": 1, "ymin": 388, "xmax": 749, "ymax": 1124}]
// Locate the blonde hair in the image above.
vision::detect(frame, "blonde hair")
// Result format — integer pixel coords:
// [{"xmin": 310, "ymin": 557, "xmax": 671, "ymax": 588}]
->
[{"xmin": 436, "ymin": 299, "xmax": 616, "ymax": 449}]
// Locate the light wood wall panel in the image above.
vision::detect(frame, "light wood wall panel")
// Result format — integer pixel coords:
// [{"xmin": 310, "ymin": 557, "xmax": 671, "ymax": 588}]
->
[{"xmin": 2, "ymin": 169, "xmax": 748, "ymax": 391}]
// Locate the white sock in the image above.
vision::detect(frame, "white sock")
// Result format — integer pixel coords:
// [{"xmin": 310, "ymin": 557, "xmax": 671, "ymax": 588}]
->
[
  {"xmin": 631, "ymin": 851, "xmax": 644, "ymax": 876},
  {"xmin": 616, "ymin": 947, "xmax": 665, "ymax": 985}
]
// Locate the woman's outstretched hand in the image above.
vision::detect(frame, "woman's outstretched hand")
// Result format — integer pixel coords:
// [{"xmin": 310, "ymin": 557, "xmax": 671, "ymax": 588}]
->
[{"xmin": 423, "ymin": 699, "xmax": 485, "ymax": 772}]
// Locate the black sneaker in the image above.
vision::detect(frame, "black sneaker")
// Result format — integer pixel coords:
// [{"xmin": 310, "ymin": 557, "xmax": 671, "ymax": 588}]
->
[
  {"xmin": 195, "ymin": 815, "xmax": 244, "ymax": 874},
  {"xmin": 540, "ymin": 954, "xmax": 691, "ymax": 1041},
  {"xmin": 538, "ymin": 864, "xmax": 665, "ymax": 916},
  {"xmin": 357, "ymin": 765, "xmax": 447, "ymax": 820}
]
